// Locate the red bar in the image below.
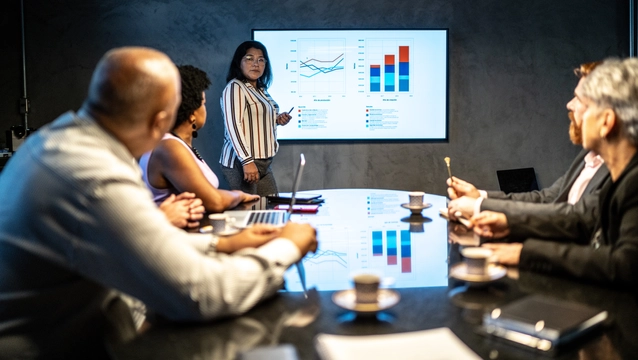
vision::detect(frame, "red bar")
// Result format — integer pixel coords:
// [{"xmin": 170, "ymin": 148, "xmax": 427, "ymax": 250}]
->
[
  {"xmin": 371, "ymin": 64, "xmax": 380, "ymax": 69},
  {"xmin": 384, "ymin": 55, "xmax": 395, "ymax": 64},
  {"xmin": 399, "ymin": 46, "xmax": 409, "ymax": 62},
  {"xmin": 387, "ymin": 255, "xmax": 397, "ymax": 265},
  {"xmin": 401, "ymin": 257, "xmax": 411, "ymax": 273}
]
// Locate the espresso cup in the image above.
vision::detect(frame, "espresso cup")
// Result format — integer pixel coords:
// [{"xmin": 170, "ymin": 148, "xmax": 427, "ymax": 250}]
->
[
  {"xmin": 408, "ymin": 191, "xmax": 425, "ymax": 206},
  {"xmin": 461, "ymin": 247, "xmax": 493, "ymax": 275},
  {"xmin": 352, "ymin": 273, "xmax": 381, "ymax": 304},
  {"xmin": 409, "ymin": 222, "xmax": 425, "ymax": 233},
  {"xmin": 208, "ymin": 214, "xmax": 229, "ymax": 235}
]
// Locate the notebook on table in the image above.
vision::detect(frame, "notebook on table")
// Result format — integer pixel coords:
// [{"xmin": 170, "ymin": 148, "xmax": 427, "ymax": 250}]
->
[
  {"xmin": 482, "ymin": 294, "xmax": 608, "ymax": 351},
  {"xmin": 266, "ymin": 192, "xmax": 323, "ymax": 204},
  {"xmin": 225, "ymin": 153, "xmax": 305, "ymax": 227}
]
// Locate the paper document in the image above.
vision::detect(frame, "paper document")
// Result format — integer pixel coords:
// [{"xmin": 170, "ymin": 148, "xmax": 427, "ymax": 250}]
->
[{"xmin": 316, "ymin": 327, "xmax": 481, "ymax": 360}]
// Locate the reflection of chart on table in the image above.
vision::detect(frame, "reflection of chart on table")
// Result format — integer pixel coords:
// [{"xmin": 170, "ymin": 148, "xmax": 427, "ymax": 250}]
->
[
  {"xmin": 372, "ymin": 230, "xmax": 413, "ymax": 274},
  {"xmin": 305, "ymin": 249, "xmax": 348, "ymax": 268},
  {"xmin": 295, "ymin": 226, "xmax": 361, "ymax": 289},
  {"xmin": 297, "ymin": 39, "xmax": 346, "ymax": 94},
  {"xmin": 284, "ymin": 225, "xmax": 447, "ymax": 291}
]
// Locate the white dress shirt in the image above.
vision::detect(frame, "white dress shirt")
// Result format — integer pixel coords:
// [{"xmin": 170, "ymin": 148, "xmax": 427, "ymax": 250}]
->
[
  {"xmin": 0, "ymin": 111, "xmax": 300, "ymax": 350},
  {"xmin": 566, "ymin": 151, "xmax": 604, "ymax": 205}
]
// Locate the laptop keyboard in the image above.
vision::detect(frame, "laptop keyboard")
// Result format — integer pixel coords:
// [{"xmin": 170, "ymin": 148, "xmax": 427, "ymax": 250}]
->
[{"xmin": 247, "ymin": 211, "xmax": 287, "ymax": 225}]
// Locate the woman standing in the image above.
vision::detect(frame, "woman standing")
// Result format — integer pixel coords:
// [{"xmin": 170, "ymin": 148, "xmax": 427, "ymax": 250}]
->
[{"xmin": 220, "ymin": 41, "xmax": 292, "ymax": 196}]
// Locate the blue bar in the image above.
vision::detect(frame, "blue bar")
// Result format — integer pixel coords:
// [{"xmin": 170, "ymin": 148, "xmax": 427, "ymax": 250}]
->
[
  {"xmin": 399, "ymin": 60, "xmax": 409, "ymax": 92},
  {"xmin": 399, "ymin": 62, "xmax": 409, "ymax": 75},
  {"xmin": 370, "ymin": 66, "xmax": 381, "ymax": 92},
  {"xmin": 400, "ymin": 230, "xmax": 411, "ymax": 258},
  {"xmin": 399, "ymin": 79, "xmax": 409, "ymax": 92},
  {"xmin": 384, "ymin": 65, "xmax": 395, "ymax": 92},
  {"xmin": 372, "ymin": 231, "xmax": 383, "ymax": 256},
  {"xmin": 386, "ymin": 231, "xmax": 397, "ymax": 256}
]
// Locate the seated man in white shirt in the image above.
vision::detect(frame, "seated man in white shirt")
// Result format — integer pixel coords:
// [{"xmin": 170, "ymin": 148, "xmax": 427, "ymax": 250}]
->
[
  {"xmin": 0, "ymin": 47, "xmax": 317, "ymax": 358},
  {"xmin": 447, "ymin": 62, "xmax": 609, "ymax": 239}
]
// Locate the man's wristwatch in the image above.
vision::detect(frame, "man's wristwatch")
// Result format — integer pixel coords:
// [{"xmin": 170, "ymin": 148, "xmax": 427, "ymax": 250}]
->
[{"xmin": 207, "ymin": 234, "xmax": 219, "ymax": 254}]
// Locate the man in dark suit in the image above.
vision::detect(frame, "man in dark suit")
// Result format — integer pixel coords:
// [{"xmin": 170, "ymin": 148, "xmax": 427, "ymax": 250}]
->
[
  {"xmin": 447, "ymin": 62, "xmax": 609, "ymax": 230},
  {"xmin": 473, "ymin": 58, "xmax": 638, "ymax": 287}
]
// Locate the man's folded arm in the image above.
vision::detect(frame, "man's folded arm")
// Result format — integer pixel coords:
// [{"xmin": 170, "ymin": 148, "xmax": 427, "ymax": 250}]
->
[
  {"xmin": 79, "ymin": 180, "xmax": 300, "ymax": 322},
  {"xmin": 520, "ymin": 235, "xmax": 638, "ymax": 287},
  {"xmin": 480, "ymin": 192, "xmax": 599, "ymax": 242}
]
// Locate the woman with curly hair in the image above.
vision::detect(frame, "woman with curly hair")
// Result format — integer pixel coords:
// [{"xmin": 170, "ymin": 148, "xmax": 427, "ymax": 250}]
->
[{"xmin": 140, "ymin": 64, "xmax": 258, "ymax": 213}]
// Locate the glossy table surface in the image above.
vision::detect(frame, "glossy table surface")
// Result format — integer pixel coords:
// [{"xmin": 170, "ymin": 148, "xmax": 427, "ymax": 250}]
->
[{"xmin": 112, "ymin": 189, "xmax": 638, "ymax": 360}]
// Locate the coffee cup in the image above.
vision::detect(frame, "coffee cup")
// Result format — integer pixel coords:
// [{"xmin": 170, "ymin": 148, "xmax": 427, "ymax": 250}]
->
[
  {"xmin": 408, "ymin": 191, "xmax": 425, "ymax": 206},
  {"xmin": 461, "ymin": 247, "xmax": 493, "ymax": 275},
  {"xmin": 352, "ymin": 273, "xmax": 381, "ymax": 304},
  {"xmin": 208, "ymin": 214, "xmax": 229, "ymax": 235}
]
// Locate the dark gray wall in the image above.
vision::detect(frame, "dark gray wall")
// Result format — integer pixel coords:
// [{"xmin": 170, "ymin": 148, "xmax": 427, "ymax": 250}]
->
[
  {"xmin": 0, "ymin": 0, "xmax": 23, "ymax": 148},
  {"xmin": 0, "ymin": 0, "xmax": 629, "ymax": 195}
]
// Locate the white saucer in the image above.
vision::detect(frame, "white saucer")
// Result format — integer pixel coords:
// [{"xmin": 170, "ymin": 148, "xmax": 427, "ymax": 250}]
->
[
  {"xmin": 401, "ymin": 203, "xmax": 432, "ymax": 214},
  {"xmin": 199, "ymin": 225, "xmax": 241, "ymax": 236},
  {"xmin": 332, "ymin": 289, "xmax": 400, "ymax": 313},
  {"xmin": 449, "ymin": 262, "xmax": 507, "ymax": 284}
]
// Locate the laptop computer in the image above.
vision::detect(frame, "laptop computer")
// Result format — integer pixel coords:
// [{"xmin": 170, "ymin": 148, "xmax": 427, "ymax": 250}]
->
[{"xmin": 225, "ymin": 153, "xmax": 306, "ymax": 227}]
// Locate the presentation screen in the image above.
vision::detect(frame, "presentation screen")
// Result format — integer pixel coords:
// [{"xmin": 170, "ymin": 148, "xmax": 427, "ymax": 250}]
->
[{"xmin": 252, "ymin": 29, "xmax": 448, "ymax": 141}]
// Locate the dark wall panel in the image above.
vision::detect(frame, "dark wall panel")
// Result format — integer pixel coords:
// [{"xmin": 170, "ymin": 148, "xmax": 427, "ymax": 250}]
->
[
  {"xmin": 0, "ymin": 0, "xmax": 628, "ymax": 195},
  {"xmin": 0, "ymin": 0, "xmax": 23, "ymax": 149}
]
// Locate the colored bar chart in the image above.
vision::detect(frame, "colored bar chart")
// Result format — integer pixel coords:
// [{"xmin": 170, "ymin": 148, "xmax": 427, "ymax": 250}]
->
[
  {"xmin": 370, "ymin": 65, "xmax": 381, "ymax": 92},
  {"xmin": 372, "ymin": 231, "xmax": 383, "ymax": 256},
  {"xmin": 399, "ymin": 46, "xmax": 409, "ymax": 91},
  {"xmin": 400, "ymin": 230, "xmax": 411, "ymax": 273},
  {"xmin": 368, "ymin": 44, "xmax": 410, "ymax": 93},
  {"xmin": 370, "ymin": 229, "xmax": 412, "ymax": 273},
  {"xmin": 386, "ymin": 230, "xmax": 397, "ymax": 265},
  {"xmin": 384, "ymin": 54, "xmax": 395, "ymax": 92}
]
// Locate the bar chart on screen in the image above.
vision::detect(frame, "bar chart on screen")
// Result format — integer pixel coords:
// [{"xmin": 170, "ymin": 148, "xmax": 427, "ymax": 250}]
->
[
  {"xmin": 367, "ymin": 40, "xmax": 412, "ymax": 93},
  {"xmin": 254, "ymin": 29, "xmax": 447, "ymax": 140}
]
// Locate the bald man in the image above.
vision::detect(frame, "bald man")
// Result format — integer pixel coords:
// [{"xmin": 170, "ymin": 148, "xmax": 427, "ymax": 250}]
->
[{"xmin": 0, "ymin": 47, "xmax": 317, "ymax": 358}]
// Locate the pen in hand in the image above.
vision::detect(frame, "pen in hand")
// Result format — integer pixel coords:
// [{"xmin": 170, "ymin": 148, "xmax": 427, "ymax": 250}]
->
[
  {"xmin": 277, "ymin": 107, "xmax": 294, "ymax": 125},
  {"xmin": 444, "ymin": 157, "xmax": 453, "ymax": 182}
]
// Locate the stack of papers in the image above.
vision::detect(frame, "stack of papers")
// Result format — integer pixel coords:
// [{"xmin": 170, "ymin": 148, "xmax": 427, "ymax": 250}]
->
[{"xmin": 316, "ymin": 328, "xmax": 481, "ymax": 360}]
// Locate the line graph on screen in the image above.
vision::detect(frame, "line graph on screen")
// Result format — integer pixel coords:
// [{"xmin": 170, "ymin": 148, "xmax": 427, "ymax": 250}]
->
[
  {"xmin": 297, "ymin": 38, "xmax": 346, "ymax": 94},
  {"xmin": 299, "ymin": 54, "xmax": 345, "ymax": 78}
]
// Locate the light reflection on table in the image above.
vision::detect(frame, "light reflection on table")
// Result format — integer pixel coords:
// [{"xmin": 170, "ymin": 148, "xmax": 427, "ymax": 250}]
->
[{"xmin": 284, "ymin": 189, "xmax": 449, "ymax": 291}]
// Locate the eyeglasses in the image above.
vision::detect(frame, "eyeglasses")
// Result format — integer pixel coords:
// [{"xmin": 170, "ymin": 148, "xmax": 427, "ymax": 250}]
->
[{"xmin": 242, "ymin": 55, "xmax": 267, "ymax": 65}]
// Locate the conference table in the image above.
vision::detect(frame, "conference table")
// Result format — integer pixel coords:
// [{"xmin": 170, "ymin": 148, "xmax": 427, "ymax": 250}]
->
[{"xmin": 112, "ymin": 189, "xmax": 638, "ymax": 359}]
